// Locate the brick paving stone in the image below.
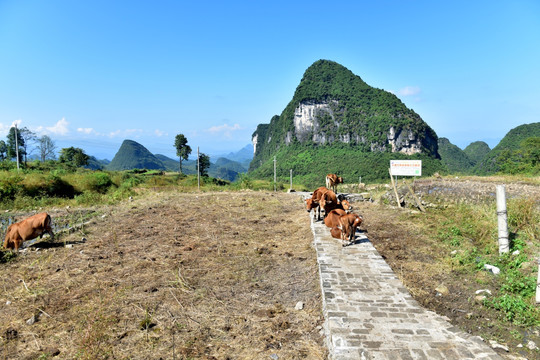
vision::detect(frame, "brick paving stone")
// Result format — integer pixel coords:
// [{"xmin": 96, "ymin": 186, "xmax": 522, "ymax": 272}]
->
[{"xmin": 304, "ymin": 200, "xmax": 504, "ymax": 360}]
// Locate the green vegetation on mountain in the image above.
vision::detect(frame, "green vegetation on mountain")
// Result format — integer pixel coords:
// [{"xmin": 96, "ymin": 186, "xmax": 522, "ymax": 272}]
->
[
  {"xmin": 250, "ymin": 60, "xmax": 442, "ymax": 183},
  {"xmin": 474, "ymin": 123, "xmax": 540, "ymax": 175},
  {"xmin": 107, "ymin": 140, "xmax": 166, "ymax": 171},
  {"xmin": 438, "ymin": 137, "xmax": 473, "ymax": 174},
  {"xmin": 250, "ymin": 142, "xmax": 443, "ymax": 188},
  {"xmin": 463, "ymin": 141, "xmax": 490, "ymax": 166}
]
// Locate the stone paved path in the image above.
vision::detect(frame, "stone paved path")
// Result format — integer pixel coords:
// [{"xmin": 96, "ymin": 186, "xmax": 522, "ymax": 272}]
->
[{"xmin": 309, "ymin": 211, "xmax": 504, "ymax": 359}]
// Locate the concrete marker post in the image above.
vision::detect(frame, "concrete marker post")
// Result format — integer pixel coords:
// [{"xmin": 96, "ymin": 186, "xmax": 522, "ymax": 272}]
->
[{"xmin": 496, "ymin": 185, "xmax": 509, "ymax": 254}]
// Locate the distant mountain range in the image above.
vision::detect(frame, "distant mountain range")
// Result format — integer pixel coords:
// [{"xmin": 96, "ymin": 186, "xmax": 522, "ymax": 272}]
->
[
  {"xmin": 102, "ymin": 140, "xmax": 253, "ymax": 181},
  {"xmin": 438, "ymin": 122, "xmax": 539, "ymax": 175}
]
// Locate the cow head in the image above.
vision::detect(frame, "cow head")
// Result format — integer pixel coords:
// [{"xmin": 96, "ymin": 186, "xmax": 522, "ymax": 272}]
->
[
  {"xmin": 341, "ymin": 199, "xmax": 353, "ymax": 213},
  {"xmin": 305, "ymin": 198, "xmax": 318, "ymax": 212}
]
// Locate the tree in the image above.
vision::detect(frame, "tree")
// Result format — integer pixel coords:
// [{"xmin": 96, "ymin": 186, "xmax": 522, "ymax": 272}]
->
[
  {"xmin": 59, "ymin": 147, "xmax": 89, "ymax": 167},
  {"xmin": 18, "ymin": 127, "xmax": 36, "ymax": 164},
  {"xmin": 198, "ymin": 152, "xmax": 210, "ymax": 177},
  {"xmin": 174, "ymin": 134, "xmax": 192, "ymax": 174},
  {"xmin": 36, "ymin": 135, "xmax": 57, "ymax": 162},
  {"xmin": 0, "ymin": 140, "xmax": 6, "ymax": 160},
  {"xmin": 6, "ymin": 126, "xmax": 25, "ymax": 164}
]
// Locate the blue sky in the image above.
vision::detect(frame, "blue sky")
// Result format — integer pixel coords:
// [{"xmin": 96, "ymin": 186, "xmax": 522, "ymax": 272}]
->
[{"xmin": 1, "ymin": 0, "xmax": 539, "ymax": 160}]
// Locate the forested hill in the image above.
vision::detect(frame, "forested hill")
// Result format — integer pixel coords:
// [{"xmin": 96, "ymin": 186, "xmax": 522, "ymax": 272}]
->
[
  {"xmin": 474, "ymin": 122, "xmax": 540, "ymax": 175},
  {"xmin": 249, "ymin": 60, "xmax": 443, "ymax": 186},
  {"xmin": 107, "ymin": 140, "xmax": 166, "ymax": 171}
]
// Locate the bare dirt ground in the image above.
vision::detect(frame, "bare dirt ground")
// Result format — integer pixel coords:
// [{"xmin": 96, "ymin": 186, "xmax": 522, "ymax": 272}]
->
[
  {"xmin": 361, "ymin": 177, "xmax": 540, "ymax": 360},
  {"xmin": 1, "ymin": 177, "xmax": 538, "ymax": 359},
  {"xmin": 1, "ymin": 191, "xmax": 327, "ymax": 359}
]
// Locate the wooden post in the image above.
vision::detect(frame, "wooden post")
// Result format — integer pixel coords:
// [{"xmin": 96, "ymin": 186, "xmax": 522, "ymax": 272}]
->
[
  {"xmin": 197, "ymin": 146, "xmax": 200, "ymax": 191},
  {"xmin": 406, "ymin": 182, "xmax": 425, "ymax": 212},
  {"xmin": 496, "ymin": 185, "xmax": 509, "ymax": 254},
  {"xmin": 389, "ymin": 168, "xmax": 401, "ymax": 208}
]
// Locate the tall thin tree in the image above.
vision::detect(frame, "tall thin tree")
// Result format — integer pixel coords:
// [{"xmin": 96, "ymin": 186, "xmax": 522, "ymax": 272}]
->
[{"xmin": 174, "ymin": 134, "xmax": 192, "ymax": 174}]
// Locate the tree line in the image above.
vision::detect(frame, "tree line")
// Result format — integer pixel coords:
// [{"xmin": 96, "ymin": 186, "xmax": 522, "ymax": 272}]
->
[{"xmin": 1, "ymin": 126, "xmax": 211, "ymax": 175}]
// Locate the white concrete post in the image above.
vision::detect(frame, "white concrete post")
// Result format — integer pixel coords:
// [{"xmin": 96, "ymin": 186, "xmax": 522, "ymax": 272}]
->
[
  {"xmin": 496, "ymin": 185, "xmax": 509, "ymax": 254},
  {"xmin": 290, "ymin": 169, "xmax": 292, "ymax": 191},
  {"xmin": 536, "ymin": 258, "xmax": 540, "ymax": 304}
]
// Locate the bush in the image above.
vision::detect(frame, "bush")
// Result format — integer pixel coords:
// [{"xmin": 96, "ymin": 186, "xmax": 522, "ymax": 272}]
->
[{"xmin": 83, "ymin": 172, "xmax": 113, "ymax": 193}]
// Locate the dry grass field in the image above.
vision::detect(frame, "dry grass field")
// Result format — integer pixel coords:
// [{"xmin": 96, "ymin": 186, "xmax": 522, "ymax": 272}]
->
[{"xmin": 1, "ymin": 191, "xmax": 327, "ymax": 359}]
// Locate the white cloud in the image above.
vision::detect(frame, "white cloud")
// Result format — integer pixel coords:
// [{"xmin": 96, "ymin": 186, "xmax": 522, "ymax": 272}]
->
[
  {"xmin": 154, "ymin": 129, "xmax": 167, "ymax": 137},
  {"xmin": 108, "ymin": 129, "xmax": 143, "ymax": 138},
  {"xmin": 35, "ymin": 117, "xmax": 70, "ymax": 136},
  {"xmin": 396, "ymin": 86, "xmax": 421, "ymax": 96},
  {"xmin": 77, "ymin": 127, "xmax": 95, "ymax": 135},
  {"xmin": 206, "ymin": 123, "xmax": 242, "ymax": 138}
]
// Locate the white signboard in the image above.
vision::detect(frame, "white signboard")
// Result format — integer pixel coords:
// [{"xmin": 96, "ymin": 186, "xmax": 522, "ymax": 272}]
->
[{"xmin": 390, "ymin": 160, "xmax": 422, "ymax": 176}]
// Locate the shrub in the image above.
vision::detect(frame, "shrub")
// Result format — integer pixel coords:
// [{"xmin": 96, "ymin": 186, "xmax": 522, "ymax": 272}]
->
[{"xmin": 83, "ymin": 172, "xmax": 113, "ymax": 194}]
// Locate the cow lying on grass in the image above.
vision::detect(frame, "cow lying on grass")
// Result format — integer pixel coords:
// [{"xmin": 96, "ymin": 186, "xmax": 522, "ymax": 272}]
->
[{"xmin": 3, "ymin": 212, "xmax": 55, "ymax": 251}]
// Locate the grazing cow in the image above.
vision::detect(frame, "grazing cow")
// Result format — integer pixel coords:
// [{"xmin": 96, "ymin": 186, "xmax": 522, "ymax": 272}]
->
[
  {"xmin": 337, "ymin": 213, "xmax": 363, "ymax": 247},
  {"xmin": 305, "ymin": 186, "xmax": 327, "ymax": 220},
  {"xmin": 324, "ymin": 209, "xmax": 347, "ymax": 228},
  {"xmin": 326, "ymin": 174, "xmax": 344, "ymax": 192},
  {"xmin": 3, "ymin": 212, "xmax": 54, "ymax": 251}
]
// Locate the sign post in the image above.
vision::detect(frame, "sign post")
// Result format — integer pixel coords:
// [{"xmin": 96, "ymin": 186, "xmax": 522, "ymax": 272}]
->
[{"xmin": 389, "ymin": 160, "xmax": 423, "ymax": 210}]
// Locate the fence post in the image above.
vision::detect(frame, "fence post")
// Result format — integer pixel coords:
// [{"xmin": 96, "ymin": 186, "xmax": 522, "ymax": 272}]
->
[
  {"xmin": 496, "ymin": 185, "xmax": 509, "ymax": 254},
  {"xmin": 537, "ymin": 258, "xmax": 540, "ymax": 304},
  {"xmin": 197, "ymin": 147, "xmax": 200, "ymax": 191}
]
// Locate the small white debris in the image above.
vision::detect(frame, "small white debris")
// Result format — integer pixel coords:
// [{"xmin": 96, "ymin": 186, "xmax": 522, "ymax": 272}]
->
[
  {"xmin": 65, "ymin": 244, "xmax": 73, "ymax": 249},
  {"xmin": 26, "ymin": 315, "xmax": 36, "ymax": 325},
  {"xmin": 81, "ymin": 237, "xmax": 87, "ymax": 242},
  {"xmin": 270, "ymin": 354, "xmax": 279, "ymax": 360},
  {"xmin": 512, "ymin": 250, "xmax": 520, "ymax": 256},
  {"xmin": 484, "ymin": 264, "xmax": 500, "ymax": 275},
  {"xmin": 101, "ymin": 214, "xmax": 107, "ymax": 219},
  {"xmin": 6, "ymin": 301, "xmax": 11, "ymax": 305},
  {"xmin": 295, "ymin": 301, "xmax": 304, "ymax": 310},
  {"xmin": 475, "ymin": 289, "xmax": 492, "ymax": 296},
  {"xmin": 489, "ymin": 340, "xmax": 509, "ymax": 352},
  {"xmin": 527, "ymin": 340, "xmax": 538, "ymax": 350},
  {"xmin": 450, "ymin": 250, "xmax": 458, "ymax": 255}
]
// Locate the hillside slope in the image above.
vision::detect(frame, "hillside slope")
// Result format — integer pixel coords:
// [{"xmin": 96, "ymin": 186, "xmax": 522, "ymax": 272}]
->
[
  {"xmin": 438, "ymin": 137, "xmax": 474, "ymax": 173},
  {"xmin": 249, "ymin": 60, "xmax": 442, "ymax": 185},
  {"xmin": 107, "ymin": 140, "xmax": 166, "ymax": 171},
  {"xmin": 474, "ymin": 122, "xmax": 540, "ymax": 174}
]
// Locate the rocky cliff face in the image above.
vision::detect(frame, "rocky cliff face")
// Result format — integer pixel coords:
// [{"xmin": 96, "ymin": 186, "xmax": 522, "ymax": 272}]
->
[{"xmin": 250, "ymin": 60, "xmax": 440, "ymax": 171}]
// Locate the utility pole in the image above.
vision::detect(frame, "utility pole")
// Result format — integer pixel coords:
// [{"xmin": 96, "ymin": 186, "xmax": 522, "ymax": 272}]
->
[
  {"xmin": 290, "ymin": 169, "xmax": 293, "ymax": 191},
  {"xmin": 273, "ymin": 156, "xmax": 276, "ymax": 192},
  {"xmin": 14, "ymin": 124, "xmax": 20, "ymax": 171},
  {"xmin": 197, "ymin": 146, "xmax": 200, "ymax": 191}
]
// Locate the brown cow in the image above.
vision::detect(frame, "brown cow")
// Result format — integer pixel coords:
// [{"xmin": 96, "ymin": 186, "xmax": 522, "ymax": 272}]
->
[
  {"xmin": 3, "ymin": 212, "xmax": 54, "ymax": 251},
  {"xmin": 337, "ymin": 213, "xmax": 363, "ymax": 246},
  {"xmin": 324, "ymin": 209, "xmax": 347, "ymax": 228},
  {"xmin": 305, "ymin": 186, "xmax": 327, "ymax": 220},
  {"xmin": 326, "ymin": 174, "xmax": 343, "ymax": 193},
  {"xmin": 319, "ymin": 188, "xmax": 338, "ymax": 218}
]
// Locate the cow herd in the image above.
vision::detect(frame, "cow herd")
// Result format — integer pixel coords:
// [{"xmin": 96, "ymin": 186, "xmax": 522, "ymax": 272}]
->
[{"xmin": 305, "ymin": 174, "xmax": 363, "ymax": 247}]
